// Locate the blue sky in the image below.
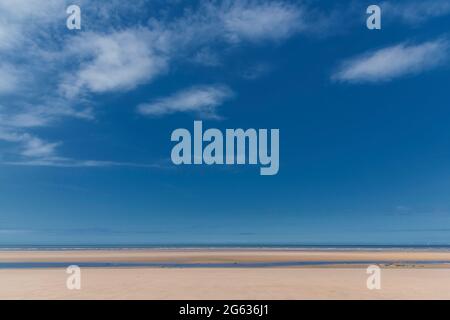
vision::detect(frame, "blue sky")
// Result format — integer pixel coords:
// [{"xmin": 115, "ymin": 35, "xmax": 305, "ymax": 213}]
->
[{"xmin": 1, "ymin": 0, "xmax": 450, "ymax": 245}]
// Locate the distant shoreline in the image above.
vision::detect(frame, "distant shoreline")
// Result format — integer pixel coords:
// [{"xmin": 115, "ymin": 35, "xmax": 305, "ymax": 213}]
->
[
  {"xmin": 3, "ymin": 248, "xmax": 450, "ymax": 266},
  {"xmin": 2, "ymin": 260, "xmax": 450, "ymax": 270},
  {"xmin": 2, "ymin": 244, "xmax": 450, "ymax": 251}
]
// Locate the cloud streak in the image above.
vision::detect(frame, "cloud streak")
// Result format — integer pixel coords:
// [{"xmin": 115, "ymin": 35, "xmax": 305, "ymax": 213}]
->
[
  {"xmin": 0, "ymin": 129, "xmax": 59, "ymax": 159},
  {"xmin": 332, "ymin": 39, "xmax": 450, "ymax": 83},
  {"xmin": 221, "ymin": 0, "xmax": 304, "ymax": 43},
  {"xmin": 137, "ymin": 85, "xmax": 234, "ymax": 118},
  {"xmin": 382, "ymin": 0, "xmax": 450, "ymax": 24},
  {"xmin": 0, "ymin": 64, "xmax": 21, "ymax": 94}
]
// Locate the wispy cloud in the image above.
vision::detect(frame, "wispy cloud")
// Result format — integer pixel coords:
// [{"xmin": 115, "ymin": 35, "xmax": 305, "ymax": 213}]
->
[
  {"xmin": 0, "ymin": 101, "xmax": 93, "ymax": 129},
  {"xmin": 0, "ymin": 128, "xmax": 166, "ymax": 168},
  {"xmin": 137, "ymin": 85, "xmax": 234, "ymax": 118},
  {"xmin": 191, "ymin": 47, "xmax": 222, "ymax": 67},
  {"xmin": 60, "ymin": 29, "xmax": 170, "ymax": 98},
  {"xmin": 0, "ymin": 0, "xmax": 63, "ymax": 20},
  {"xmin": 0, "ymin": 0, "xmax": 329, "ymax": 166},
  {"xmin": 332, "ymin": 39, "xmax": 450, "ymax": 83},
  {"xmin": 0, "ymin": 130, "xmax": 59, "ymax": 159},
  {"xmin": 0, "ymin": 24, "xmax": 21, "ymax": 50},
  {"xmin": 221, "ymin": 0, "xmax": 304, "ymax": 43},
  {"xmin": 0, "ymin": 64, "xmax": 21, "ymax": 94},
  {"xmin": 240, "ymin": 62, "xmax": 272, "ymax": 80},
  {"xmin": 382, "ymin": 0, "xmax": 450, "ymax": 24},
  {"xmin": 2, "ymin": 158, "xmax": 167, "ymax": 168}
]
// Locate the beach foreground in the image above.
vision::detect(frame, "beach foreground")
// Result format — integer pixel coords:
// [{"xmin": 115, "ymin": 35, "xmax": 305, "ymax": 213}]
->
[
  {"xmin": 2, "ymin": 268, "xmax": 450, "ymax": 299},
  {"xmin": 1, "ymin": 250, "xmax": 450, "ymax": 299}
]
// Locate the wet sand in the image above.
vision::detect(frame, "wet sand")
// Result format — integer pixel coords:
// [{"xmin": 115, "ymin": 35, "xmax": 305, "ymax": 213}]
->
[{"xmin": 2, "ymin": 249, "xmax": 450, "ymax": 264}]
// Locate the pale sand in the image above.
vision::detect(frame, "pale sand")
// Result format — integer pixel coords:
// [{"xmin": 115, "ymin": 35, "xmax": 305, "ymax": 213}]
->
[
  {"xmin": 1, "ymin": 250, "xmax": 450, "ymax": 299},
  {"xmin": 1, "ymin": 268, "xmax": 450, "ymax": 300}
]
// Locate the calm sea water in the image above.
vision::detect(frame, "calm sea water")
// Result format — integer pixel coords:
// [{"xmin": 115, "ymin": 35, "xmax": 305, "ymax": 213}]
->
[{"xmin": 2, "ymin": 244, "xmax": 450, "ymax": 251}]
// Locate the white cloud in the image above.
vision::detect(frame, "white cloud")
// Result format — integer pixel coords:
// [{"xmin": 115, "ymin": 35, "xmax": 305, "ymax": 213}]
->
[
  {"xmin": 382, "ymin": 0, "xmax": 450, "ymax": 24},
  {"xmin": 1, "ymin": 104, "xmax": 93, "ymax": 129},
  {"xmin": 0, "ymin": 64, "xmax": 21, "ymax": 94},
  {"xmin": 60, "ymin": 29, "xmax": 169, "ymax": 97},
  {"xmin": 221, "ymin": 1, "xmax": 304, "ymax": 43},
  {"xmin": 137, "ymin": 85, "xmax": 234, "ymax": 118},
  {"xmin": 0, "ymin": 130, "xmax": 59, "ymax": 158},
  {"xmin": 191, "ymin": 48, "xmax": 222, "ymax": 67},
  {"xmin": 0, "ymin": 23, "xmax": 22, "ymax": 51},
  {"xmin": 0, "ymin": 128, "xmax": 163, "ymax": 168},
  {"xmin": 0, "ymin": 0, "xmax": 65, "ymax": 52},
  {"xmin": 241, "ymin": 62, "xmax": 272, "ymax": 80},
  {"xmin": 1, "ymin": 157, "xmax": 165, "ymax": 168},
  {"xmin": 0, "ymin": 0, "xmax": 63, "ymax": 20},
  {"xmin": 333, "ymin": 39, "xmax": 450, "ymax": 83},
  {"xmin": 6, "ymin": 113, "xmax": 49, "ymax": 128},
  {"xmin": 21, "ymin": 137, "xmax": 60, "ymax": 158}
]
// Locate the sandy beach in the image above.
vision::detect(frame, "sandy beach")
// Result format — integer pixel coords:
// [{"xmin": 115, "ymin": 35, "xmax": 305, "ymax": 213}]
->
[
  {"xmin": 1, "ymin": 249, "xmax": 450, "ymax": 299},
  {"xmin": 2, "ymin": 249, "xmax": 450, "ymax": 264}
]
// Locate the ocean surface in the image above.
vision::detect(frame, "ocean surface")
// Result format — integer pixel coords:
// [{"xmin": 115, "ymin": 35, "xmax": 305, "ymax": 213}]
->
[{"xmin": 2, "ymin": 244, "xmax": 450, "ymax": 251}]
